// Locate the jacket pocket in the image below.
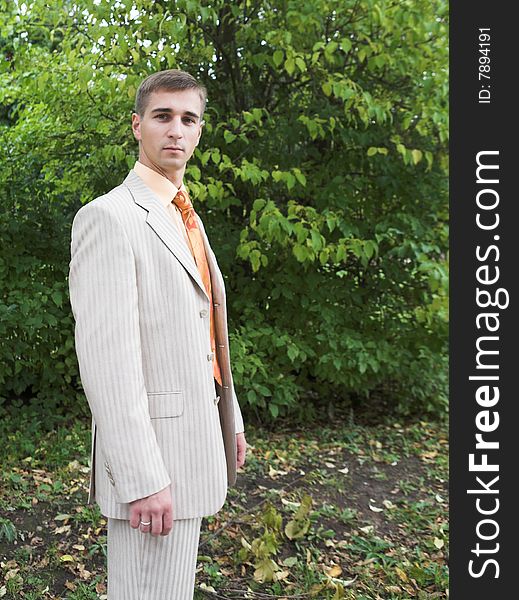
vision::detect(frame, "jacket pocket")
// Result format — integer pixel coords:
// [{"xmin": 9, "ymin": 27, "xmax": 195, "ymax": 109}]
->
[{"xmin": 147, "ymin": 391, "xmax": 184, "ymax": 419}]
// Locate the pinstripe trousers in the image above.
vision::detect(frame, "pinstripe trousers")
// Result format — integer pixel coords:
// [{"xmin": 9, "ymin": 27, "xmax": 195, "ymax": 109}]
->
[{"xmin": 107, "ymin": 516, "xmax": 202, "ymax": 600}]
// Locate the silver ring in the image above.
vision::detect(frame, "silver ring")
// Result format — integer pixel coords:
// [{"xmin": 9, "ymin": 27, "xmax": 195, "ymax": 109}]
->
[{"xmin": 140, "ymin": 520, "xmax": 151, "ymax": 526}]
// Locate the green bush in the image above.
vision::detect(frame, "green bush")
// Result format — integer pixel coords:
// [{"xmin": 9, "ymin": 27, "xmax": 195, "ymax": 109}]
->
[
  {"xmin": 0, "ymin": 0, "xmax": 448, "ymax": 419},
  {"xmin": 0, "ymin": 191, "xmax": 81, "ymax": 412}
]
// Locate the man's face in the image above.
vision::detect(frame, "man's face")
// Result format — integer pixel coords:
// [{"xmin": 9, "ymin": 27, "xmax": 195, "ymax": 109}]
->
[{"xmin": 131, "ymin": 88, "xmax": 204, "ymax": 181}]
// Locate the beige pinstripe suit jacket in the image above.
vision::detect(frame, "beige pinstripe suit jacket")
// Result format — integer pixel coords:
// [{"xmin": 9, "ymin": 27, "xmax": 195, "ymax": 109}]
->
[{"xmin": 69, "ymin": 170, "xmax": 244, "ymax": 521}]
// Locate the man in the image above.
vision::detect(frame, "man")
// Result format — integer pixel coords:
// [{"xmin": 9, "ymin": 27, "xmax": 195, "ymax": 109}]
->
[{"xmin": 68, "ymin": 69, "xmax": 246, "ymax": 600}]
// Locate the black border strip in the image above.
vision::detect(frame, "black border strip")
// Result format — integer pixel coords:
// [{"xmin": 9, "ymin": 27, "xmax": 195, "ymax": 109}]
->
[{"xmin": 450, "ymin": 2, "xmax": 516, "ymax": 596}]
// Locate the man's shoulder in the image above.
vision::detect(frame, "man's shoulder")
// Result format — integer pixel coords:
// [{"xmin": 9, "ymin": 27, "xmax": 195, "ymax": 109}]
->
[
  {"xmin": 73, "ymin": 175, "xmax": 135, "ymax": 220},
  {"xmin": 93, "ymin": 184, "xmax": 132, "ymax": 210}
]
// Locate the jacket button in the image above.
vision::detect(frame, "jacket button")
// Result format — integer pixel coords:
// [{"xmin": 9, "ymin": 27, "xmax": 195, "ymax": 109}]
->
[
  {"xmin": 213, "ymin": 302, "xmax": 220, "ymax": 307},
  {"xmin": 199, "ymin": 309, "xmax": 208, "ymax": 318}
]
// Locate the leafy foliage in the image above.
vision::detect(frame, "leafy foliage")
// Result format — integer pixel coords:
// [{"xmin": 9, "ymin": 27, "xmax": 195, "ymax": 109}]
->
[
  {"xmin": 0, "ymin": 518, "xmax": 17, "ymax": 544},
  {"xmin": 0, "ymin": 0, "xmax": 448, "ymax": 418},
  {"xmin": 285, "ymin": 493, "xmax": 313, "ymax": 540},
  {"xmin": 239, "ymin": 503, "xmax": 284, "ymax": 583}
]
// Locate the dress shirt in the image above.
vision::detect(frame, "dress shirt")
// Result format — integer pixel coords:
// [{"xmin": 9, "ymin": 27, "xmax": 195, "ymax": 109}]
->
[{"xmin": 133, "ymin": 161, "xmax": 191, "ymax": 248}]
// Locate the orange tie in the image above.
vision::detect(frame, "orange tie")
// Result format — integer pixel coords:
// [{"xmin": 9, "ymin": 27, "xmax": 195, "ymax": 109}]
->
[{"xmin": 172, "ymin": 189, "xmax": 222, "ymax": 386}]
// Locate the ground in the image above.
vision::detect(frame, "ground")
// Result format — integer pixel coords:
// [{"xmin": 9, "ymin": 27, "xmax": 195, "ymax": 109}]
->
[{"xmin": 0, "ymin": 407, "xmax": 448, "ymax": 599}]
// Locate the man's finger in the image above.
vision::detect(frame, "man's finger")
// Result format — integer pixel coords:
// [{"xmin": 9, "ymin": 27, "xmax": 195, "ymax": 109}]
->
[
  {"xmin": 129, "ymin": 508, "xmax": 141, "ymax": 529},
  {"xmin": 162, "ymin": 510, "xmax": 173, "ymax": 536},
  {"xmin": 139, "ymin": 513, "xmax": 152, "ymax": 534},
  {"xmin": 150, "ymin": 510, "xmax": 163, "ymax": 536}
]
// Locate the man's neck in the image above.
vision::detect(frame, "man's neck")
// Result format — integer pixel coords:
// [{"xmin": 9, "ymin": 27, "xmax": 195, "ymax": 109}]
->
[{"xmin": 138, "ymin": 156, "xmax": 185, "ymax": 189}]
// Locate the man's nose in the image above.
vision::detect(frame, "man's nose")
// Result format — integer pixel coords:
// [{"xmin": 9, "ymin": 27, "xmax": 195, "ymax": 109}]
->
[{"xmin": 167, "ymin": 117, "xmax": 183, "ymax": 137}]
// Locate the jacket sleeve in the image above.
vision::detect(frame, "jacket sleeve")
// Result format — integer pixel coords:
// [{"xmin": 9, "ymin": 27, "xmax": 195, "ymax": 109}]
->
[{"xmin": 68, "ymin": 201, "xmax": 171, "ymax": 504}]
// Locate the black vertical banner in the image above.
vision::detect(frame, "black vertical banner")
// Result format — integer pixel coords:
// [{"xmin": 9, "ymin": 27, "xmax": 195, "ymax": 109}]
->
[{"xmin": 451, "ymin": 2, "xmax": 517, "ymax": 598}]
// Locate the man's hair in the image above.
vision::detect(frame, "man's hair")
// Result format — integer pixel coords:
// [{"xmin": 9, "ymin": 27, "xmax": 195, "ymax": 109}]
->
[{"xmin": 134, "ymin": 69, "xmax": 207, "ymax": 120}]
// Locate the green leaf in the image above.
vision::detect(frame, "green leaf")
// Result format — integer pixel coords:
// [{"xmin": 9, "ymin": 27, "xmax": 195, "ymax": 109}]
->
[
  {"xmin": 294, "ymin": 494, "xmax": 313, "ymax": 519},
  {"xmin": 293, "ymin": 169, "xmax": 306, "ymax": 186},
  {"xmin": 252, "ymin": 198, "xmax": 266, "ymax": 212},
  {"xmin": 363, "ymin": 241, "xmax": 374, "ymax": 260},
  {"xmin": 325, "ymin": 41, "xmax": 338, "ymax": 55},
  {"xmin": 256, "ymin": 384, "xmax": 272, "ymax": 396},
  {"xmin": 78, "ymin": 66, "xmax": 91, "ymax": 89},
  {"xmin": 284, "ymin": 57, "xmax": 295, "ymax": 75},
  {"xmin": 310, "ymin": 229, "xmax": 322, "ymax": 251},
  {"xmin": 340, "ymin": 37, "xmax": 352, "ymax": 53},
  {"xmin": 223, "ymin": 130, "xmax": 236, "ymax": 143},
  {"xmin": 0, "ymin": 518, "xmax": 17, "ymax": 543},
  {"xmin": 250, "ymin": 250, "xmax": 261, "ymax": 272},
  {"xmin": 322, "ymin": 82, "xmax": 332, "ymax": 96},
  {"xmin": 187, "ymin": 165, "xmax": 201, "ymax": 181},
  {"xmin": 319, "ymin": 249, "xmax": 329, "ymax": 265},
  {"xmin": 285, "ymin": 518, "xmax": 310, "ymax": 540},
  {"xmin": 273, "ymin": 50, "xmax": 284, "ymax": 67},
  {"xmin": 51, "ymin": 291, "xmax": 63, "ymax": 307},
  {"xmin": 286, "ymin": 173, "xmax": 296, "ymax": 190},
  {"xmin": 336, "ymin": 245, "xmax": 347, "ymax": 262},
  {"xmin": 293, "ymin": 244, "xmax": 307, "ymax": 262},
  {"xmin": 295, "ymin": 57, "xmax": 306, "ymax": 72},
  {"xmin": 254, "ymin": 558, "xmax": 279, "ymax": 583},
  {"xmin": 287, "ymin": 345, "xmax": 299, "ymax": 361}
]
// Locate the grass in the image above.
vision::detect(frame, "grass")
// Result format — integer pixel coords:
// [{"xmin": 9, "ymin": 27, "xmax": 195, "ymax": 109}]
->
[{"xmin": 0, "ymin": 405, "xmax": 448, "ymax": 599}]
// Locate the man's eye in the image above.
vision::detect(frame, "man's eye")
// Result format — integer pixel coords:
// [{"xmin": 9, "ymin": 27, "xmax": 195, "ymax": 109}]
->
[{"xmin": 183, "ymin": 118, "xmax": 195, "ymax": 124}]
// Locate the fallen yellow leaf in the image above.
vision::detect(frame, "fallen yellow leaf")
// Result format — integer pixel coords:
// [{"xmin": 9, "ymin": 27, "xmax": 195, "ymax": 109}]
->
[
  {"xmin": 327, "ymin": 565, "xmax": 343, "ymax": 578},
  {"xmin": 60, "ymin": 555, "xmax": 74, "ymax": 562}
]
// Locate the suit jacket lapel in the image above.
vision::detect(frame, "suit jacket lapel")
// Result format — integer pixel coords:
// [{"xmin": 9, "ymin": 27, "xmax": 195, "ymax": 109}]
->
[
  {"xmin": 123, "ymin": 171, "xmax": 209, "ymax": 301},
  {"xmin": 197, "ymin": 216, "xmax": 225, "ymax": 306}
]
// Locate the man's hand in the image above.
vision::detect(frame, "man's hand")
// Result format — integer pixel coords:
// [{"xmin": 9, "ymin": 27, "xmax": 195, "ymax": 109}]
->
[
  {"xmin": 236, "ymin": 432, "xmax": 247, "ymax": 470},
  {"xmin": 129, "ymin": 485, "xmax": 173, "ymax": 536}
]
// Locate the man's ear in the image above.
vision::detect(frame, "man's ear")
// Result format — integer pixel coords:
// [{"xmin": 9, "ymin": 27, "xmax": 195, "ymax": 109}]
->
[
  {"xmin": 195, "ymin": 119, "xmax": 204, "ymax": 146},
  {"xmin": 131, "ymin": 112, "xmax": 141, "ymax": 141}
]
